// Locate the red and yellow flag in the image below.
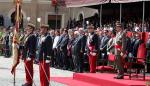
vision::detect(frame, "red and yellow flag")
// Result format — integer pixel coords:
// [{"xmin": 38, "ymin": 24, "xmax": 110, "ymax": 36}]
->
[{"xmin": 11, "ymin": 0, "xmax": 21, "ymax": 74}]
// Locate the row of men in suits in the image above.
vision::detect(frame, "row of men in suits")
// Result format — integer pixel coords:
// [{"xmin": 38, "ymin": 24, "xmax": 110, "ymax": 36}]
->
[
  {"xmin": 51, "ymin": 22, "xmax": 148, "ymax": 74},
  {"xmin": 52, "ymin": 28, "xmax": 88, "ymax": 72}
]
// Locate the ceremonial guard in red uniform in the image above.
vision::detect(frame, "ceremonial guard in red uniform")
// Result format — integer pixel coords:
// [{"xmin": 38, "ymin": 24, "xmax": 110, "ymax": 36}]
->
[
  {"xmin": 38, "ymin": 24, "xmax": 53, "ymax": 86},
  {"xmin": 86, "ymin": 25, "xmax": 99, "ymax": 73},
  {"xmin": 22, "ymin": 23, "xmax": 37, "ymax": 86}
]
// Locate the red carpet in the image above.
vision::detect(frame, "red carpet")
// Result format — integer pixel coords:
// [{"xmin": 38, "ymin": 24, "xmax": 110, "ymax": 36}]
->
[
  {"xmin": 51, "ymin": 73, "xmax": 150, "ymax": 86},
  {"xmin": 51, "ymin": 77, "xmax": 98, "ymax": 86}
]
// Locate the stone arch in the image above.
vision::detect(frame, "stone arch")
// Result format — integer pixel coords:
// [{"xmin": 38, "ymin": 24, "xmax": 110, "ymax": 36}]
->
[
  {"xmin": 77, "ymin": 11, "xmax": 84, "ymax": 21},
  {"xmin": 10, "ymin": 11, "xmax": 24, "ymax": 27},
  {"xmin": 8, "ymin": 8, "xmax": 27, "ymax": 19},
  {"xmin": 8, "ymin": 8, "xmax": 27, "ymax": 27}
]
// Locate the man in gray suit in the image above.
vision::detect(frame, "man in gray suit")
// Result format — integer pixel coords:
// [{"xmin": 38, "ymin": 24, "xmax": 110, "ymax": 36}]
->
[
  {"xmin": 99, "ymin": 29, "xmax": 110, "ymax": 60},
  {"xmin": 72, "ymin": 31, "xmax": 82, "ymax": 72},
  {"xmin": 114, "ymin": 21, "xmax": 127, "ymax": 79}
]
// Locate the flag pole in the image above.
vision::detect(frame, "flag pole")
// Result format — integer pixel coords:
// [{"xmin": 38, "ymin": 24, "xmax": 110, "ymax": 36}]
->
[
  {"xmin": 13, "ymin": 69, "xmax": 16, "ymax": 86},
  {"xmin": 12, "ymin": 0, "xmax": 21, "ymax": 85}
]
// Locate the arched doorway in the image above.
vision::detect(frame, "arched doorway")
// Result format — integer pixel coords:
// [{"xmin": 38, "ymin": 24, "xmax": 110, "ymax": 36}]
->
[
  {"xmin": 79, "ymin": 13, "xmax": 83, "ymax": 21},
  {"xmin": 93, "ymin": 13, "xmax": 99, "ymax": 27},
  {"xmin": 0, "ymin": 15, "xmax": 4, "ymax": 26},
  {"xmin": 11, "ymin": 11, "xmax": 23, "ymax": 28},
  {"xmin": 77, "ymin": 13, "xmax": 84, "ymax": 27}
]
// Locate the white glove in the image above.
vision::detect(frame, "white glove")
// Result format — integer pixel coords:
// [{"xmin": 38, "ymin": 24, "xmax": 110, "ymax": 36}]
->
[
  {"xmin": 107, "ymin": 52, "xmax": 110, "ymax": 55},
  {"xmin": 102, "ymin": 53, "xmax": 105, "ymax": 56},
  {"xmin": 26, "ymin": 57, "xmax": 31, "ymax": 61},
  {"xmin": 121, "ymin": 52, "xmax": 124, "ymax": 57},
  {"xmin": 46, "ymin": 60, "xmax": 50, "ymax": 63}
]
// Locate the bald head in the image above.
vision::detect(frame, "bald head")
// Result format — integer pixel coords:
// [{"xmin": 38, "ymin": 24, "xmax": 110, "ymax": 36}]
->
[
  {"xmin": 78, "ymin": 28, "xmax": 84, "ymax": 34},
  {"xmin": 74, "ymin": 31, "xmax": 80, "ymax": 38}
]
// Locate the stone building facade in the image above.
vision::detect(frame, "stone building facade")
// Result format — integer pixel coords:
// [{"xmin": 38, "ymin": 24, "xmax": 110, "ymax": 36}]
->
[{"xmin": 0, "ymin": 0, "xmax": 98, "ymax": 28}]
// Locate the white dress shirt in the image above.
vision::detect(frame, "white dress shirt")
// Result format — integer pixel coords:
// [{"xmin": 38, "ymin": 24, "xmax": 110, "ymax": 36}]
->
[{"xmin": 53, "ymin": 36, "xmax": 60, "ymax": 49}]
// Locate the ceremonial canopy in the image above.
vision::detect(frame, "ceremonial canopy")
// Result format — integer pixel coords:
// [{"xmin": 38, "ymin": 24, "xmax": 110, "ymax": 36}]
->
[
  {"xmin": 65, "ymin": 0, "xmax": 110, "ymax": 7},
  {"xmin": 111, "ymin": 0, "xmax": 150, "ymax": 3},
  {"xmin": 64, "ymin": 0, "xmax": 150, "ymax": 7}
]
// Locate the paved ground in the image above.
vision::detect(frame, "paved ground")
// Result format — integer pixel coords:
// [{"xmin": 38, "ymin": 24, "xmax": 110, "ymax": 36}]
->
[{"xmin": 0, "ymin": 56, "xmax": 74, "ymax": 86}]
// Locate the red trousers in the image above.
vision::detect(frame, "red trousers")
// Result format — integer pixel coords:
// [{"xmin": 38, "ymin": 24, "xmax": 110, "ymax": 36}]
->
[
  {"xmin": 88, "ymin": 55, "xmax": 97, "ymax": 73},
  {"xmin": 39, "ymin": 61, "xmax": 50, "ymax": 86},
  {"xmin": 24, "ymin": 58, "xmax": 34, "ymax": 84}
]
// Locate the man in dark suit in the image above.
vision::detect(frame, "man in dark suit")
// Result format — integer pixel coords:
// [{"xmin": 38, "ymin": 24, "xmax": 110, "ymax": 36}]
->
[
  {"xmin": 22, "ymin": 23, "xmax": 37, "ymax": 86},
  {"xmin": 59, "ymin": 29, "xmax": 69, "ymax": 70},
  {"xmin": 132, "ymin": 33, "xmax": 142, "ymax": 58},
  {"xmin": 78, "ymin": 28, "xmax": 87, "ymax": 55},
  {"xmin": 97, "ymin": 30, "xmax": 104, "ymax": 65},
  {"xmin": 49, "ymin": 30, "xmax": 55, "ymax": 67},
  {"xmin": 38, "ymin": 24, "xmax": 53, "ymax": 86},
  {"xmin": 4, "ymin": 30, "xmax": 10, "ymax": 57},
  {"xmin": 78, "ymin": 28, "xmax": 87, "ymax": 72},
  {"xmin": 99, "ymin": 29, "xmax": 110, "ymax": 61},
  {"xmin": 86, "ymin": 25, "xmax": 99, "ymax": 73},
  {"xmin": 53, "ymin": 30, "xmax": 60, "ymax": 68},
  {"xmin": 56, "ymin": 29, "xmax": 64, "ymax": 68},
  {"xmin": 130, "ymin": 32, "xmax": 136, "ymax": 51},
  {"xmin": 67, "ymin": 29, "xmax": 75, "ymax": 71}
]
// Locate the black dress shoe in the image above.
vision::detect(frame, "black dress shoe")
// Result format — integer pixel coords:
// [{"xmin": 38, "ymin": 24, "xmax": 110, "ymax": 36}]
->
[
  {"xmin": 62, "ymin": 67, "xmax": 67, "ymax": 70},
  {"xmin": 73, "ymin": 69, "xmax": 78, "ymax": 72},
  {"xmin": 114, "ymin": 75, "xmax": 124, "ymax": 79},
  {"xmin": 22, "ymin": 83, "xmax": 32, "ymax": 86},
  {"xmin": 68, "ymin": 68, "xmax": 71, "ymax": 71}
]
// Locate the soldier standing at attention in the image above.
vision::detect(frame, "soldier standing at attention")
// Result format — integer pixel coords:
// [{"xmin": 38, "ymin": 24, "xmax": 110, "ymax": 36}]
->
[
  {"xmin": 114, "ymin": 21, "xmax": 127, "ymax": 79},
  {"xmin": 86, "ymin": 25, "xmax": 99, "ymax": 73},
  {"xmin": 38, "ymin": 24, "xmax": 53, "ymax": 86},
  {"xmin": 22, "ymin": 23, "xmax": 37, "ymax": 86}
]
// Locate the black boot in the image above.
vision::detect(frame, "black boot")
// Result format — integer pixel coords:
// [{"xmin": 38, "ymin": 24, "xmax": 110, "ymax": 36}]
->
[{"xmin": 22, "ymin": 83, "xmax": 32, "ymax": 86}]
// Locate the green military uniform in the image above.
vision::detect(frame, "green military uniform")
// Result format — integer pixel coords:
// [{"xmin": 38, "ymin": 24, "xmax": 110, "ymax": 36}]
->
[{"xmin": 115, "ymin": 27, "xmax": 126, "ymax": 79}]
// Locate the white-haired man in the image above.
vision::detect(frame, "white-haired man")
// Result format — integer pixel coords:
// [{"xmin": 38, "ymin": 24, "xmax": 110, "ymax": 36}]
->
[{"xmin": 71, "ymin": 31, "xmax": 83, "ymax": 72}]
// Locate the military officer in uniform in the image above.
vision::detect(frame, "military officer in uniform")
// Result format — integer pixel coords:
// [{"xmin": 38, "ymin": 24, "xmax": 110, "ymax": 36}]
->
[
  {"xmin": 114, "ymin": 21, "xmax": 127, "ymax": 79},
  {"xmin": 86, "ymin": 25, "xmax": 99, "ymax": 73},
  {"xmin": 22, "ymin": 23, "xmax": 37, "ymax": 86},
  {"xmin": 38, "ymin": 24, "xmax": 53, "ymax": 86}
]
